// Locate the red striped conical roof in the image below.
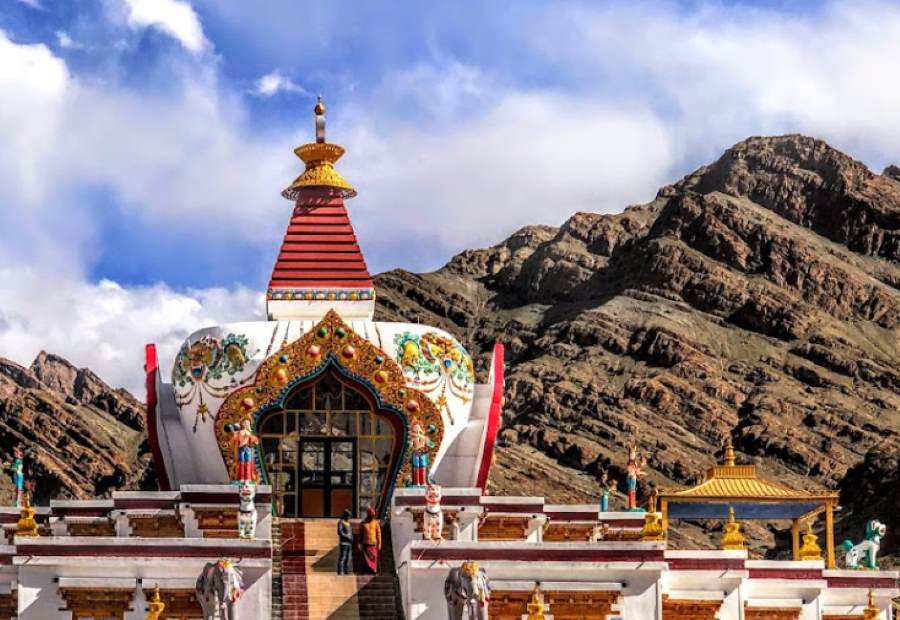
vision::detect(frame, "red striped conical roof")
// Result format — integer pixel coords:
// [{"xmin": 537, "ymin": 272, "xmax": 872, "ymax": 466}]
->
[{"xmin": 267, "ymin": 194, "xmax": 374, "ymax": 295}]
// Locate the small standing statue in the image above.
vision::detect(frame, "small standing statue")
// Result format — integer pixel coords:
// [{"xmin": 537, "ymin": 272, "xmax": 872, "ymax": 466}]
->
[
  {"xmin": 842, "ymin": 519, "xmax": 886, "ymax": 570},
  {"xmin": 229, "ymin": 416, "xmax": 259, "ymax": 483},
  {"xmin": 237, "ymin": 484, "xmax": 257, "ymax": 539},
  {"xmin": 146, "ymin": 584, "xmax": 165, "ymax": 620},
  {"xmin": 423, "ymin": 482, "xmax": 444, "ymax": 541},
  {"xmin": 624, "ymin": 443, "xmax": 646, "ymax": 511},
  {"xmin": 409, "ymin": 422, "xmax": 434, "ymax": 487},
  {"xmin": 9, "ymin": 447, "xmax": 24, "ymax": 508},
  {"xmin": 526, "ymin": 584, "xmax": 546, "ymax": 620},
  {"xmin": 444, "ymin": 560, "xmax": 490, "ymax": 620},
  {"xmin": 598, "ymin": 471, "xmax": 617, "ymax": 512}
]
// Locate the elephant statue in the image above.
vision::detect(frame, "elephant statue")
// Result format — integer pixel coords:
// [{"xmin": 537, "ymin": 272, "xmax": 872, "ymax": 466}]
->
[
  {"xmin": 195, "ymin": 559, "xmax": 244, "ymax": 620},
  {"xmin": 444, "ymin": 560, "xmax": 490, "ymax": 620}
]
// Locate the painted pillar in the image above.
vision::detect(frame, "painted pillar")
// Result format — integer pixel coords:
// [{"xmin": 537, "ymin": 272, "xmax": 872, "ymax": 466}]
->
[
  {"xmin": 825, "ymin": 500, "xmax": 835, "ymax": 569},
  {"xmin": 791, "ymin": 519, "xmax": 800, "ymax": 561}
]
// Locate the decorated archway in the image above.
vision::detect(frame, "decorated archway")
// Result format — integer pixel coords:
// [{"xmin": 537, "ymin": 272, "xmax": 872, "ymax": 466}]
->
[{"xmin": 215, "ymin": 310, "xmax": 444, "ymax": 517}]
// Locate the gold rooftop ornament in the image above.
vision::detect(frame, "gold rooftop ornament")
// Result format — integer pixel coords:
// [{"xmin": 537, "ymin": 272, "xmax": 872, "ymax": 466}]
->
[
  {"xmin": 281, "ymin": 96, "xmax": 357, "ymax": 200},
  {"xmin": 146, "ymin": 584, "xmax": 165, "ymax": 620},
  {"xmin": 798, "ymin": 522, "xmax": 823, "ymax": 561},
  {"xmin": 526, "ymin": 584, "xmax": 546, "ymax": 620},
  {"xmin": 641, "ymin": 487, "xmax": 665, "ymax": 542},
  {"xmin": 15, "ymin": 491, "xmax": 39, "ymax": 538},
  {"xmin": 863, "ymin": 589, "xmax": 879, "ymax": 620},
  {"xmin": 721, "ymin": 506, "xmax": 745, "ymax": 551}
]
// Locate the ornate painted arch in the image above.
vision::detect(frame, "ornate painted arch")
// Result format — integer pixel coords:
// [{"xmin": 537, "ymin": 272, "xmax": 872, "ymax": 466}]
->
[{"xmin": 214, "ymin": 309, "xmax": 444, "ymax": 497}]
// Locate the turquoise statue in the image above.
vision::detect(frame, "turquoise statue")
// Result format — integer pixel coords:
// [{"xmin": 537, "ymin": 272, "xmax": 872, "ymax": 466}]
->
[
  {"xmin": 625, "ymin": 443, "xmax": 646, "ymax": 512},
  {"xmin": 842, "ymin": 519, "xmax": 886, "ymax": 569},
  {"xmin": 9, "ymin": 447, "xmax": 24, "ymax": 508},
  {"xmin": 598, "ymin": 471, "xmax": 617, "ymax": 512}
]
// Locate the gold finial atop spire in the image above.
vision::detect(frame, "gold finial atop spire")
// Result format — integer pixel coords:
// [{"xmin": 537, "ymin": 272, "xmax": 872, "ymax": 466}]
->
[
  {"xmin": 281, "ymin": 96, "xmax": 356, "ymax": 201},
  {"xmin": 723, "ymin": 436, "xmax": 736, "ymax": 467},
  {"xmin": 721, "ymin": 506, "xmax": 746, "ymax": 551},
  {"xmin": 799, "ymin": 521, "xmax": 823, "ymax": 561},
  {"xmin": 863, "ymin": 589, "xmax": 879, "ymax": 620},
  {"xmin": 146, "ymin": 584, "xmax": 165, "ymax": 620},
  {"xmin": 15, "ymin": 490, "xmax": 39, "ymax": 538}
]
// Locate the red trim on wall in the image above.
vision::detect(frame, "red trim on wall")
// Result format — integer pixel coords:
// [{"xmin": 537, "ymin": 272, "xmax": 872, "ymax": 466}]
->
[
  {"xmin": 476, "ymin": 343, "xmax": 505, "ymax": 490},
  {"xmin": 667, "ymin": 558, "xmax": 747, "ymax": 571},
  {"xmin": 145, "ymin": 344, "xmax": 171, "ymax": 491},
  {"xmin": 826, "ymin": 576, "xmax": 898, "ymax": 588},
  {"xmin": 412, "ymin": 547, "xmax": 664, "ymax": 563},
  {"xmin": 747, "ymin": 568, "xmax": 823, "ymax": 580},
  {"xmin": 14, "ymin": 543, "xmax": 272, "ymax": 559}
]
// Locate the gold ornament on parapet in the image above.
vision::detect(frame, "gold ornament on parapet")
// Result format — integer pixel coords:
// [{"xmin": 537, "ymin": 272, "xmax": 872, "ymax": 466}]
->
[{"xmin": 214, "ymin": 310, "xmax": 444, "ymax": 487}]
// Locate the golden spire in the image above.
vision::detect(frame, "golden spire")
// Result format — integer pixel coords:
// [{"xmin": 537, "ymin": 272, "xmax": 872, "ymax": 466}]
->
[
  {"xmin": 863, "ymin": 589, "xmax": 879, "ymax": 620},
  {"xmin": 15, "ymin": 491, "xmax": 39, "ymax": 538},
  {"xmin": 798, "ymin": 522, "xmax": 822, "ymax": 561},
  {"xmin": 527, "ymin": 584, "xmax": 547, "ymax": 620},
  {"xmin": 146, "ymin": 584, "xmax": 165, "ymax": 620},
  {"xmin": 721, "ymin": 506, "xmax": 745, "ymax": 551},
  {"xmin": 723, "ymin": 436, "xmax": 736, "ymax": 467},
  {"xmin": 281, "ymin": 97, "xmax": 356, "ymax": 201}
]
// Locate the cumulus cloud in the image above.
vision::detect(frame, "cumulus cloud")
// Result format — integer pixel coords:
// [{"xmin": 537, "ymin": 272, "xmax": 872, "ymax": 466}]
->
[
  {"xmin": 6, "ymin": 1, "xmax": 900, "ymax": 392},
  {"xmin": 14, "ymin": 0, "xmax": 43, "ymax": 10},
  {"xmin": 252, "ymin": 70, "xmax": 308, "ymax": 98},
  {"xmin": 0, "ymin": 265, "xmax": 263, "ymax": 395},
  {"xmin": 123, "ymin": 0, "xmax": 209, "ymax": 54}
]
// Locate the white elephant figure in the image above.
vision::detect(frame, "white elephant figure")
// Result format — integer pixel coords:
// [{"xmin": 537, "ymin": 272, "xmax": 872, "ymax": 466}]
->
[
  {"xmin": 195, "ymin": 559, "xmax": 244, "ymax": 620},
  {"xmin": 444, "ymin": 561, "xmax": 490, "ymax": 620}
]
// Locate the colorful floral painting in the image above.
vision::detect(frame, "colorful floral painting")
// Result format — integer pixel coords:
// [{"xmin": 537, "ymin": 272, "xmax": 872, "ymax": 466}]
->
[
  {"xmin": 394, "ymin": 331, "xmax": 474, "ymax": 423},
  {"xmin": 173, "ymin": 333, "xmax": 254, "ymax": 431}
]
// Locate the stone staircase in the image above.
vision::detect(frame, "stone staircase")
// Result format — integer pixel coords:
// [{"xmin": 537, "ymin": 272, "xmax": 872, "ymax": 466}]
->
[
  {"xmin": 271, "ymin": 519, "xmax": 284, "ymax": 620},
  {"xmin": 276, "ymin": 518, "xmax": 402, "ymax": 620}
]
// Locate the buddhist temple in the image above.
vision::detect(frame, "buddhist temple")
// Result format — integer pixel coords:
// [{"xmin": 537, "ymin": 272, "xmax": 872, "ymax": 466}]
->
[{"xmin": 0, "ymin": 101, "xmax": 894, "ymax": 619}]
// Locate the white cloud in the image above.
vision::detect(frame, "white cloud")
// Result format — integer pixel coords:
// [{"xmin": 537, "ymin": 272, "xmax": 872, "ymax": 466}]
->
[
  {"xmin": 534, "ymin": 1, "xmax": 900, "ymax": 166},
  {"xmin": 0, "ymin": 265, "xmax": 263, "ymax": 395},
  {"xmin": 123, "ymin": 0, "xmax": 209, "ymax": 54},
  {"xmin": 7, "ymin": 1, "xmax": 900, "ymax": 391},
  {"xmin": 55, "ymin": 31, "xmax": 85, "ymax": 50},
  {"xmin": 14, "ymin": 0, "xmax": 43, "ymax": 10},
  {"xmin": 252, "ymin": 70, "xmax": 308, "ymax": 98}
]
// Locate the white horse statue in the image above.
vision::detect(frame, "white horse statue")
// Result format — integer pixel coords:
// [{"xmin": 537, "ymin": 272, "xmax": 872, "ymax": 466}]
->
[
  {"xmin": 842, "ymin": 519, "xmax": 887, "ymax": 569},
  {"xmin": 195, "ymin": 559, "xmax": 243, "ymax": 620}
]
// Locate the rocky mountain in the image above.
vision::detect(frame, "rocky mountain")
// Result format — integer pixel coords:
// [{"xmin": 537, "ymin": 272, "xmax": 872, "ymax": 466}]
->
[
  {"xmin": 374, "ymin": 135, "xmax": 900, "ymax": 564},
  {"xmin": 0, "ymin": 352, "xmax": 153, "ymax": 504}
]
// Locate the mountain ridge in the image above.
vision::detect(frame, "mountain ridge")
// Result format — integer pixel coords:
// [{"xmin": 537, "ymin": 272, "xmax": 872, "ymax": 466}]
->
[{"xmin": 374, "ymin": 133, "xmax": 900, "ymax": 563}]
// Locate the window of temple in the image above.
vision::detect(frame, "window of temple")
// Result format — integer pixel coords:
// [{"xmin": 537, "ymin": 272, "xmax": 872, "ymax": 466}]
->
[
  {"xmin": 488, "ymin": 590, "xmax": 620, "ymax": 619},
  {"xmin": 662, "ymin": 594, "xmax": 722, "ymax": 619},
  {"xmin": 59, "ymin": 587, "xmax": 134, "ymax": 620},
  {"xmin": 743, "ymin": 605, "xmax": 802, "ymax": 620},
  {"xmin": 0, "ymin": 591, "xmax": 14, "ymax": 620},
  {"xmin": 258, "ymin": 370, "xmax": 398, "ymax": 518},
  {"xmin": 141, "ymin": 587, "xmax": 202, "ymax": 619}
]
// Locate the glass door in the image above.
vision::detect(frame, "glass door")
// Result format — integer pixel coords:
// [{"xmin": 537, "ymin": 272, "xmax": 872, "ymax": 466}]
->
[{"xmin": 298, "ymin": 438, "xmax": 357, "ymax": 517}]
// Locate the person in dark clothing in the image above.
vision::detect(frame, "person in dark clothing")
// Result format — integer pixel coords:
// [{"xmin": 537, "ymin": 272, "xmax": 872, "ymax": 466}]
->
[{"xmin": 337, "ymin": 509, "xmax": 354, "ymax": 575}]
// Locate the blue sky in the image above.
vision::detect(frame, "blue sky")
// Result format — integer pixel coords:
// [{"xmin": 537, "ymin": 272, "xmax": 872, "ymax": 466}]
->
[{"xmin": 2, "ymin": 0, "xmax": 900, "ymax": 391}]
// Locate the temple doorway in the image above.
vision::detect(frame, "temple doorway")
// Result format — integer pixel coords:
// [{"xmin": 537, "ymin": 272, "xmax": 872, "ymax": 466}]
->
[{"xmin": 258, "ymin": 370, "xmax": 399, "ymax": 518}]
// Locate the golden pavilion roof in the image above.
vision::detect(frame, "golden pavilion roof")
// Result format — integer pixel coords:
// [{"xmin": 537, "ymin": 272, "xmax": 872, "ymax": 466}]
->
[
  {"xmin": 282, "ymin": 97, "xmax": 357, "ymax": 200},
  {"xmin": 659, "ymin": 438, "xmax": 838, "ymax": 522}
]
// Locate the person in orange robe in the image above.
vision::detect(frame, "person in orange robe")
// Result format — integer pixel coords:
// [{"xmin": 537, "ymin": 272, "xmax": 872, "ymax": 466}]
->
[{"xmin": 360, "ymin": 507, "xmax": 382, "ymax": 574}]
